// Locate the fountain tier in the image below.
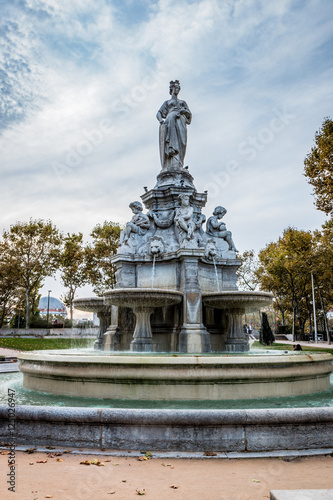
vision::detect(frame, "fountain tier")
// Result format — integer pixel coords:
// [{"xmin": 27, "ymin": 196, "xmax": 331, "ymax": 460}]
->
[{"xmin": 18, "ymin": 351, "xmax": 333, "ymax": 400}]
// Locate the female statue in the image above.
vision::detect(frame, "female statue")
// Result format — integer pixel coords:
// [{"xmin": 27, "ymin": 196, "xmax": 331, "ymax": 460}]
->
[{"xmin": 156, "ymin": 80, "xmax": 192, "ymax": 170}]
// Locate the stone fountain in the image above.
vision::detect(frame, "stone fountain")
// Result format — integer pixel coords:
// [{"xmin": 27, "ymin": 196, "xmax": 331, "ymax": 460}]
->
[
  {"xmin": 78, "ymin": 79, "xmax": 271, "ymax": 355},
  {"xmin": 18, "ymin": 80, "xmax": 333, "ymax": 403}
]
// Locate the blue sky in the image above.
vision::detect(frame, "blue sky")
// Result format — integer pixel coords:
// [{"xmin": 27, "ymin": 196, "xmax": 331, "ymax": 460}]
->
[{"xmin": 1, "ymin": 0, "xmax": 332, "ymax": 303}]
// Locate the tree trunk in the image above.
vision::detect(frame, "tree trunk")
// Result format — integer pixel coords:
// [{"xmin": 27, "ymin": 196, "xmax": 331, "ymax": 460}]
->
[
  {"xmin": 25, "ymin": 287, "xmax": 30, "ymax": 329},
  {"xmin": 0, "ymin": 302, "xmax": 6, "ymax": 328}
]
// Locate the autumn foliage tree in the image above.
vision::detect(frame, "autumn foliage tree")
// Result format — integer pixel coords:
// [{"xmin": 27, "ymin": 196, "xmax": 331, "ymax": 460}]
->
[
  {"xmin": 256, "ymin": 226, "xmax": 332, "ymax": 342},
  {"xmin": 85, "ymin": 221, "xmax": 122, "ymax": 296},
  {"xmin": 304, "ymin": 117, "xmax": 333, "ymax": 216},
  {"xmin": 60, "ymin": 232, "xmax": 88, "ymax": 326},
  {"xmin": 0, "ymin": 220, "xmax": 62, "ymax": 328}
]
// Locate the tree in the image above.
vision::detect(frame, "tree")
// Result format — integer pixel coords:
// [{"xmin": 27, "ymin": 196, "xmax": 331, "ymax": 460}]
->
[
  {"xmin": 0, "ymin": 252, "xmax": 18, "ymax": 328},
  {"xmin": 259, "ymin": 312, "xmax": 275, "ymax": 345},
  {"xmin": 304, "ymin": 117, "xmax": 333, "ymax": 215},
  {"xmin": 60, "ymin": 232, "xmax": 88, "ymax": 326},
  {"xmin": 237, "ymin": 250, "xmax": 260, "ymax": 291},
  {"xmin": 256, "ymin": 227, "xmax": 314, "ymax": 341},
  {"xmin": 85, "ymin": 221, "xmax": 122, "ymax": 296},
  {"xmin": 0, "ymin": 220, "xmax": 62, "ymax": 328},
  {"xmin": 312, "ymin": 219, "xmax": 333, "ymax": 344}
]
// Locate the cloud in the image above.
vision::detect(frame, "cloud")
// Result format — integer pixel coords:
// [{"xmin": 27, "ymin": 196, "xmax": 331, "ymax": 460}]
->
[{"xmin": 0, "ymin": 0, "xmax": 332, "ymax": 299}]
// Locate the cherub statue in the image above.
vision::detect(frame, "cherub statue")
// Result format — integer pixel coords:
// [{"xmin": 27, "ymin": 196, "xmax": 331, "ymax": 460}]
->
[
  {"xmin": 123, "ymin": 201, "xmax": 150, "ymax": 245},
  {"xmin": 174, "ymin": 193, "xmax": 195, "ymax": 242},
  {"xmin": 206, "ymin": 206, "xmax": 238, "ymax": 251}
]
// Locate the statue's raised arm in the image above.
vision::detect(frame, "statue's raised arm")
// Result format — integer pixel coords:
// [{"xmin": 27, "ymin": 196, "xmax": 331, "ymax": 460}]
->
[{"xmin": 156, "ymin": 80, "xmax": 192, "ymax": 170}]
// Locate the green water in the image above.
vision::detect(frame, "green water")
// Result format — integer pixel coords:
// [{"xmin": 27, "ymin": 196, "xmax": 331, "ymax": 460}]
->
[{"xmin": 1, "ymin": 372, "xmax": 333, "ymax": 410}]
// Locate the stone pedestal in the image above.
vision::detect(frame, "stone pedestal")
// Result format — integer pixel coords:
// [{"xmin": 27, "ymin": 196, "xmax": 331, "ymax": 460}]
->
[
  {"xmin": 224, "ymin": 308, "xmax": 249, "ymax": 352},
  {"xmin": 103, "ymin": 305, "xmax": 121, "ymax": 351},
  {"xmin": 130, "ymin": 306, "xmax": 154, "ymax": 352},
  {"xmin": 178, "ymin": 252, "xmax": 211, "ymax": 353}
]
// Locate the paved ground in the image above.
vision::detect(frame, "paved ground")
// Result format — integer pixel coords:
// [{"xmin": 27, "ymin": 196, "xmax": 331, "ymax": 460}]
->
[
  {"xmin": 1, "ymin": 450, "xmax": 333, "ymax": 500},
  {"xmin": 274, "ymin": 339, "xmax": 333, "ymax": 350}
]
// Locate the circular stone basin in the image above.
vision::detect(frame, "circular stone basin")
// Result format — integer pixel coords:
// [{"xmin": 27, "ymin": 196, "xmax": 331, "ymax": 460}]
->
[
  {"xmin": 104, "ymin": 288, "xmax": 183, "ymax": 352},
  {"xmin": 73, "ymin": 297, "xmax": 108, "ymax": 313},
  {"xmin": 18, "ymin": 351, "xmax": 333, "ymax": 401},
  {"xmin": 203, "ymin": 291, "xmax": 273, "ymax": 311},
  {"xmin": 104, "ymin": 288, "xmax": 183, "ymax": 308}
]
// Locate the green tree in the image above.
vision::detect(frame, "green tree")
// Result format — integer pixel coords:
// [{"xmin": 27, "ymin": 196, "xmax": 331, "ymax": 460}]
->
[
  {"xmin": 237, "ymin": 250, "xmax": 260, "ymax": 291},
  {"xmin": 60, "ymin": 232, "xmax": 88, "ymax": 326},
  {"xmin": 304, "ymin": 117, "xmax": 333, "ymax": 215},
  {"xmin": 0, "ymin": 219, "xmax": 62, "ymax": 328},
  {"xmin": 259, "ymin": 312, "xmax": 275, "ymax": 345},
  {"xmin": 85, "ymin": 221, "xmax": 122, "ymax": 296}
]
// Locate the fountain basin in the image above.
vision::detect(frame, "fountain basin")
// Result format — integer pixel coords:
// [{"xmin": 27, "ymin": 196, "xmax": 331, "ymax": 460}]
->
[
  {"xmin": 18, "ymin": 351, "xmax": 333, "ymax": 400},
  {"xmin": 203, "ymin": 291, "xmax": 273, "ymax": 352},
  {"xmin": 104, "ymin": 288, "xmax": 183, "ymax": 351},
  {"xmin": 203, "ymin": 291, "xmax": 273, "ymax": 310}
]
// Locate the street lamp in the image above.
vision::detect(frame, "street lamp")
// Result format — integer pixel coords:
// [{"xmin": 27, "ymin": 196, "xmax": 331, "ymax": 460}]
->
[
  {"xmin": 46, "ymin": 290, "xmax": 51, "ymax": 327},
  {"xmin": 311, "ymin": 273, "xmax": 318, "ymax": 344}
]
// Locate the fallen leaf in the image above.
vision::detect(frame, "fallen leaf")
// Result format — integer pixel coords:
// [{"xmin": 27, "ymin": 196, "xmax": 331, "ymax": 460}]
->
[
  {"xmin": 108, "ymin": 492, "xmax": 116, "ymax": 495},
  {"xmin": 91, "ymin": 459, "xmax": 105, "ymax": 466},
  {"xmin": 25, "ymin": 448, "xmax": 37, "ymax": 454},
  {"xmin": 45, "ymin": 496, "xmax": 53, "ymax": 498},
  {"xmin": 80, "ymin": 460, "xmax": 91, "ymax": 465},
  {"xmin": 122, "ymin": 480, "xmax": 127, "ymax": 483},
  {"xmin": 57, "ymin": 458, "xmax": 63, "ymax": 462},
  {"xmin": 105, "ymin": 459, "xmax": 112, "ymax": 462},
  {"xmin": 0, "ymin": 451, "xmax": 10, "ymax": 455},
  {"xmin": 54, "ymin": 452, "xmax": 63, "ymax": 456},
  {"xmin": 113, "ymin": 463, "xmax": 119, "ymax": 466},
  {"xmin": 46, "ymin": 446, "xmax": 55, "ymax": 450},
  {"xmin": 203, "ymin": 452, "xmax": 217, "ymax": 456},
  {"xmin": 36, "ymin": 460, "xmax": 48, "ymax": 463},
  {"xmin": 62, "ymin": 450, "xmax": 71, "ymax": 453},
  {"xmin": 29, "ymin": 462, "xmax": 34, "ymax": 465},
  {"xmin": 170, "ymin": 465, "xmax": 174, "ymax": 469},
  {"xmin": 136, "ymin": 489, "xmax": 146, "ymax": 495},
  {"xmin": 252, "ymin": 479, "xmax": 261, "ymax": 483},
  {"xmin": 170, "ymin": 485, "xmax": 179, "ymax": 489}
]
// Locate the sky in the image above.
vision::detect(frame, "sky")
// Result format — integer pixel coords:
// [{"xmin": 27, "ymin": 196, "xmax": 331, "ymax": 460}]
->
[{"xmin": 1, "ymin": 0, "xmax": 332, "ymax": 307}]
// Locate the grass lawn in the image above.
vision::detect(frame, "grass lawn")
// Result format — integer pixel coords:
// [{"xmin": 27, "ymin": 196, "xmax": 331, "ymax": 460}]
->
[
  {"xmin": 0, "ymin": 338, "xmax": 94, "ymax": 351},
  {"xmin": 252, "ymin": 340, "xmax": 333, "ymax": 356}
]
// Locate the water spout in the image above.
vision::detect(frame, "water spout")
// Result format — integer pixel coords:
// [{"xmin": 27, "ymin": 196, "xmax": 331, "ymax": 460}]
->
[
  {"xmin": 151, "ymin": 254, "xmax": 156, "ymax": 288},
  {"xmin": 212, "ymin": 257, "xmax": 220, "ymax": 292}
]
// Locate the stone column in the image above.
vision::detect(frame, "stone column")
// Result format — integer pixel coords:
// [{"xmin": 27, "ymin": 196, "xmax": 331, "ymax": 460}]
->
[
  {"xmin": 178, "ymin": 253, "xmax": 211, "ymax": 353},
  {"xmin": 103, "ymin": 305, "xmax": 121, "ymax": 351},
  {"xmin": 224, "ymin": 307, "xmax": 249, "ymax": 352},
  {"xmin": 130, "ymin": 306, "xmax": 154, "ymax": 352},
  {"xmin": 94, "ymin": 307, "xmax": 111, "ymax": 350}
]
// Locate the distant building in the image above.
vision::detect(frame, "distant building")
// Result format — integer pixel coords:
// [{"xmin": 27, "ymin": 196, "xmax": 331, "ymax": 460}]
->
[{"xmin": 38, "ymin": 296, "xmax": 67, "ymax": 319}]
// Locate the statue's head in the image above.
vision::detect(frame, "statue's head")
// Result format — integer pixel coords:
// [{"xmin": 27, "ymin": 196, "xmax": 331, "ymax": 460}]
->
[
  {"xmin": 169, "ymin": 80, "xmax": 181, "ymax": 95},
  {"xmin": 213, "ymin": 206, "xmax": 227, "ymax": 218},
  {"xmin": 129, "ymin": 201, "xmax": 143, "ymax": 212},
  {"xmin": 178, "ymin": 193, "xmax": 190, "ymax": 205}
]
